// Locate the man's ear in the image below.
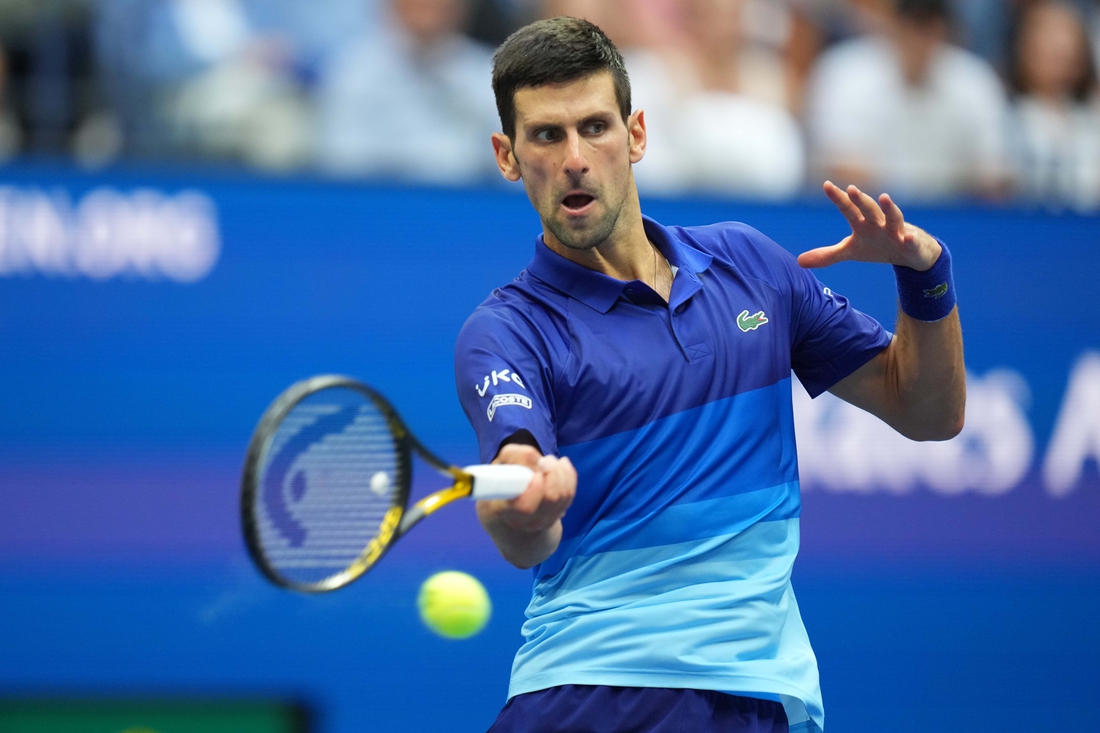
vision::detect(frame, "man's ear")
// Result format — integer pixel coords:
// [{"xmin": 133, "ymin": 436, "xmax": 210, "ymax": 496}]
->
[
  {"xmin": 492, "ymin": 132, "xmax": 522, "ymax": 182},
  {"xmin": 628, "ymin": 109, "xmax": 647, "ymax": 165}
]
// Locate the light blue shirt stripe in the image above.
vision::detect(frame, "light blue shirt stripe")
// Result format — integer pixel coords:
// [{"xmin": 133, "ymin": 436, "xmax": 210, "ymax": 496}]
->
[{"xmin": 510, "ymin": 518, "xmax": 824, "ymax": 730}]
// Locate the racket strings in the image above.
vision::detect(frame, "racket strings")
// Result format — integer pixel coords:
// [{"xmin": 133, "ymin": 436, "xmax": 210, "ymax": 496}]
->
[{"xmin": 252, "ymin": 393, "xmax": 404, "ymax": 585}]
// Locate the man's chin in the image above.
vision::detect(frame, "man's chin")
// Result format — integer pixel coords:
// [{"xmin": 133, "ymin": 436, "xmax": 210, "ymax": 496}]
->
[
  {"xmin": 546, "ymin": 212, "xmax": 616, "ymax": 252},
  {"xmin": 550, "ymin": 225, "xmax": 603, "ymax": 252}
]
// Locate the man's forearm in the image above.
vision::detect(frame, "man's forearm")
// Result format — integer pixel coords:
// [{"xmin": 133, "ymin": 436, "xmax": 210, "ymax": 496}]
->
[
  {"xmin": 883, "ymin": 306, "xmax": 966, "ymax": 441},
  {"xmin": 474, "ymin": 445, "xmax": 576, "ymax": 570},
  {"xmin": 477, "ymin": 506, "xmax": 562, "ymax": 569}
]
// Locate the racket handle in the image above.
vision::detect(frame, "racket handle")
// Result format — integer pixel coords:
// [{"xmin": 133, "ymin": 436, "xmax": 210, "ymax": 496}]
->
[{"xmin": 465, "ymin": 464, "xmax": 534, "ymax": 500}]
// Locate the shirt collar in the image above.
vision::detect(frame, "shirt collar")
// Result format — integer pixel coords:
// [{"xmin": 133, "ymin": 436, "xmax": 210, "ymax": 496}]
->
[{"xmin": 526, "ymin": 216, "xmax": 714, "ymax": 314}]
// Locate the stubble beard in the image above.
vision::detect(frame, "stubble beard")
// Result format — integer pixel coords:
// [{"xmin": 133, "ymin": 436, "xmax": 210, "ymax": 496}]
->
[{"xmin": 544, "ymin": 188, "xmax": 624, "ymax": 252}]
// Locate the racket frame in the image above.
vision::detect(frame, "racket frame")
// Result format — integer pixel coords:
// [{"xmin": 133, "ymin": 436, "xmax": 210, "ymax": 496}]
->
[{"xmin": 241, "ymin": 375, "xmax": 476, "ymax": 593}]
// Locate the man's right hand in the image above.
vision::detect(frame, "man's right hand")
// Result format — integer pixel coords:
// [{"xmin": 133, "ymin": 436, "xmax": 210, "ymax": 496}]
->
[{"xmin": 476, "ymin": 443, "xmax": 576, "ymax": 569}]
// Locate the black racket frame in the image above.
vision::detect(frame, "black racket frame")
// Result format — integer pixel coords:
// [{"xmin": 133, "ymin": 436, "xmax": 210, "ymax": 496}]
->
[{"xmin": 240, "ymin": 375, "xmax": 472, "ymax": 593}]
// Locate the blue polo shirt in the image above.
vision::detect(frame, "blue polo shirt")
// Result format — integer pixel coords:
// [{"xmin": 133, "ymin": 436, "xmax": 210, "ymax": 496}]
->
[{"xmin": 455, "ymin": 216, "xmax": 891, "ymax": 731}]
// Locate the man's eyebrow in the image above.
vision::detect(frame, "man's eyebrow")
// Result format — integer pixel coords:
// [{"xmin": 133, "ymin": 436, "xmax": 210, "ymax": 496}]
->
[
  {"xmin": 522, "ymin": 119, "xmax": 564, "ymax": 130},
  {"xmin": 522, "ymin": 112, "xmax": 615, "ymax": 130},
  {"xmin": 579, "ymin": 112, "xmax": 614, "ymax": 125}
]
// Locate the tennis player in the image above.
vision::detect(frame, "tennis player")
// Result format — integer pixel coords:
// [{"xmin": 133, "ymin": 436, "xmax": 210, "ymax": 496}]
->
[{"xmin": 455, "ymin": 17, "xmax": 965, "ymax": 733}]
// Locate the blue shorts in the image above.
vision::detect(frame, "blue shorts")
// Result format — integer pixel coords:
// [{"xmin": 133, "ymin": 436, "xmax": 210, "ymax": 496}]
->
[{"xmin": 487, "ymin": 685, "xmax": 789, "ymax": 733}]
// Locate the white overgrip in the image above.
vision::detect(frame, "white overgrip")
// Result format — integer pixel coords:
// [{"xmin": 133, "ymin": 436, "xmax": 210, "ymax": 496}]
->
[{"xmin": 465, "ymin": 464, "xmax": 534, "ymax": 500}]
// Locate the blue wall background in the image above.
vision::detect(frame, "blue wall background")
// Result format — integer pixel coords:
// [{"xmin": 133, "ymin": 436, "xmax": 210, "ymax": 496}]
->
[{"xmin": 1, "ymin": 167, "xmax": 1098, "ymax": 732}]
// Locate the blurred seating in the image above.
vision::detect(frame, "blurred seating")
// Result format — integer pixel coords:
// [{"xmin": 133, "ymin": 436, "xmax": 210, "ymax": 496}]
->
[
  {"xmin": 0, "ymin": 42, "xmax": 21, "ymax": 162},
  {"xmin": 0, "ymin": 0, "xmax": 1084, "ymax": 210},
  {"xmin": 1007, "ymin": 0, "xmax": 1100, "ymax": 211},
  {"xmin": 805, "ymin": 0, "xmax": 1012, "ymax": 201},
  {"xmin": 1090, "ymin": 0, "xmax": 1100, "ymax": 78},
  {"xmin": 0, "ymin": 1, "xmax": 104, "ymax": 163},
  {"xmin": 951, "ymin": 0, "xmax": 1014, "ymax": 73}
]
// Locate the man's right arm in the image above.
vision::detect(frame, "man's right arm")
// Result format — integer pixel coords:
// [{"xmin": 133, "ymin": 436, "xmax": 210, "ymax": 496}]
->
[
  {"xmin": 455, "ymin": 307, "xmax": 571, "ymax": 569},
  {"xmin": 476, "ymin": 443, "xmax": 576, "ymax": 570}
]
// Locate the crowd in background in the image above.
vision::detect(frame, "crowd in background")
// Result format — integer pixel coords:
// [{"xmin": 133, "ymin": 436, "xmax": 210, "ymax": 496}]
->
[{"xmin": 0, "ymin": 0, "xmax": 1098, "ymax": 210}]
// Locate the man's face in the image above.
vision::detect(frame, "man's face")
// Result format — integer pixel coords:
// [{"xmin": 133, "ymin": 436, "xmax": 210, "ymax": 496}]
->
[
  {"xmin": 492, "ymin": 72, "xmax": 645, "ymax": 252},
  {"xmin": 393, "ymin": 0, "xmax": 466, "ymax": 45},
  {"xmin": 1018, "ymin": 3, "xmax": 1089, "ymax": 99},
  {"xmin": 895, "ymin": 15, "xmax": 948, "ymax": 86}
]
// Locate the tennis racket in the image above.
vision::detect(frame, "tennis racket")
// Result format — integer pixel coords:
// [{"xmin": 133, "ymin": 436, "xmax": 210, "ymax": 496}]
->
[{"xmin": 241, "ymin": 375, "xmax": 532, "ymax": 593}]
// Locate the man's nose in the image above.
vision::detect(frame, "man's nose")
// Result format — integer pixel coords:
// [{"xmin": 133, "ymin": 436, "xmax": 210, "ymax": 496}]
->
[{"xmin": 563, "ymin": 130, "xmax": 589, "ymax": 178}]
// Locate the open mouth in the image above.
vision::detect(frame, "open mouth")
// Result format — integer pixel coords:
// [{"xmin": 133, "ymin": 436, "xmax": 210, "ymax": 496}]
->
[{"xmin": 562, "ymin": 193, "xmax": 595, "ymax": 212}]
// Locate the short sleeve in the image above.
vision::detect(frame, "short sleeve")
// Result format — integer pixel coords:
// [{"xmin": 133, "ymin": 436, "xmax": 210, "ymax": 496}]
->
[
  {"xmin": 455, "ymin": 305, "xmax": 558, "ymax": 463},
  {"xmin": 784, "ymin": 257, "xmax": 893, "ymax": 398}
]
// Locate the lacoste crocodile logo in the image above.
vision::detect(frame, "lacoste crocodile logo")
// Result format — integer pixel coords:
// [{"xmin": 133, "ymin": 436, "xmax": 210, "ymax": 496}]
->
[
  {"xmin": 737, "ymin": 309, "xmax": 769, "ymax": 332},
  {"xmin": 924, "ymin": 282, "xmax": 949, "ymax": 299}
]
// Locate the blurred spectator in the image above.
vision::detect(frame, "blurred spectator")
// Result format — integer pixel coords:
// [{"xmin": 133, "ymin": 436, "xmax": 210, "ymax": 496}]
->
[
  {"xmin": 684, "ymin": 0, "xmax": 791, "ymax": 109},
  {"xmin": 785, "ymin": 0, "xmax": 893, "ymax": 113},
  {"xmin": 955, "ymin": 0, "xmax": 1100, "ymax": 77},
  {"xmin": 96, "ymin": 0, "xmax": 332, "ymax": 169},
  {"xmin": 95, "ymin": 0, "xmax": 179, "ymax": 157},
  {"xmin": 465, "ymin": 0, "xmax": 537, "ymax": 44},
  {"xmin": 544, "ymin": 0, "xmax": 802, "ymax": 199},
  {"xmin": 316, "ymin": 0, "xmax": 499, "ymax": 184},
  {"xmin": 673, "ymin": 0, "xmax": 805, "ymax": 198},
  {"xmin": 805, "ymin": 0, "xmax": 1011, "ymax": 201},
  {"xmin": 792, "ymin": 0, "xmax": 895, "ymax": 37},
  {"xmin": 169, "ymin": 14, "xmax": 314, "ymax": 170},
  {"xmin": 1008, "ymin": 0, "xmax": 1100, "ymax": 210}
]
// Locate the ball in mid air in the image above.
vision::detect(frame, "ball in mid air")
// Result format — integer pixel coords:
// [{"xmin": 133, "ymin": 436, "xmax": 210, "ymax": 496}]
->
[
  {"xmin": 369, "ymin": 470, "xmax": 390, "ymax": 496},
  {"xmin": 417, "ymin": 571, "xmax": 491, "ymax": 639}
]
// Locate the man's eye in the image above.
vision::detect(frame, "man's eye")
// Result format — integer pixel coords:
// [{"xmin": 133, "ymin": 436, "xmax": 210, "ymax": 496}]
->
[
  {"xmin": 535, "ymin": 129, "xmax": 560, "ymax": 142},
  {"xmin": 586, "ymin": 122, "xmax": 607, "ymax": 135}
]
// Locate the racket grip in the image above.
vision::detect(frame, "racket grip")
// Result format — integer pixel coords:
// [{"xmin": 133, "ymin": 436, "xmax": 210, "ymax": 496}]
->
[{"xmin": 465, "ymin": 464, "xmax": 534, "ymax": 500}]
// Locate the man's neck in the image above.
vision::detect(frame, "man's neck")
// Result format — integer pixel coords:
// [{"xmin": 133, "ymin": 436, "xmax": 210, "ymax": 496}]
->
[{"xmin": 543, "ymin": 202, "xmax": 673, "ymax": 301}]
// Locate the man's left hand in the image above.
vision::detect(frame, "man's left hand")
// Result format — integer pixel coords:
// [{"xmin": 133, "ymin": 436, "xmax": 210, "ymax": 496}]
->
[{"xmin": 798, "ymin": 181, "xmax": 941, "ymax": 272}]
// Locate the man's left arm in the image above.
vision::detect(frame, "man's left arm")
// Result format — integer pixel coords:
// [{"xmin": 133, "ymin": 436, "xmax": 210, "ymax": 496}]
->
[{"xmin": 799, "ymin": 181, "xmax": 966, "ymax": 441}]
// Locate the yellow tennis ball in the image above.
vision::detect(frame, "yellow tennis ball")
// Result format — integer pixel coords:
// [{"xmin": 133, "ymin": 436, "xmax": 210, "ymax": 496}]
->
[{"xmin": 417, "ymin": 570, "xmax": 491, "ymax": 639}]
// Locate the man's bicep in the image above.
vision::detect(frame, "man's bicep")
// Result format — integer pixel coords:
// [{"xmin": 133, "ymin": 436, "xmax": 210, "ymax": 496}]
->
[
  {"xmin": 788, "ymin": 262, "xmax": 893, "ymax": 399},
  {"xmin": 454, "ymin": 314, "xmax": 558, "ymax": 464},
  {"xmin": 826, "ymin": 338, "xmax": 894, "ymax": 420},
  {"xmin": 497, "ymin": 429, "xmax": 542, "ymax": 459}
]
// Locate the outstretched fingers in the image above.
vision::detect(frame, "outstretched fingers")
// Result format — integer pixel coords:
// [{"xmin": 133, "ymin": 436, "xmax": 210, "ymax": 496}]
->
[
  {"xmin": 813, "ymin": 181, "xmax": 925, "ymax": 268},
  {"xmin": 847, "ymin": 185, "xmax": 885, "ymax": 227},
  {"xmin": 879, "ymin": 192, "xmax": 906, "ymax": 238},
  {"xmin": 823, "ymin": 180, "xmax": 865, "ymax": 228}
]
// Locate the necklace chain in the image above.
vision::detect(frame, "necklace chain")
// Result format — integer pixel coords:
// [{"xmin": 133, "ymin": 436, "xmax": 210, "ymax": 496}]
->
[{"xmin": 653, "ymin": 244, "xmax": 658, "ymax": 290}]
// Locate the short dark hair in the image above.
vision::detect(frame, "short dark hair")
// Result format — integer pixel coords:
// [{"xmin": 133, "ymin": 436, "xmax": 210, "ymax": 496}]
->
[
  {"xmin": 896, "ymin": 0, "xmax": 951, "ymax": 23},
  {"xmin": 491, "ymin": 16, "xmax": 631, "ymax": 140}
]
